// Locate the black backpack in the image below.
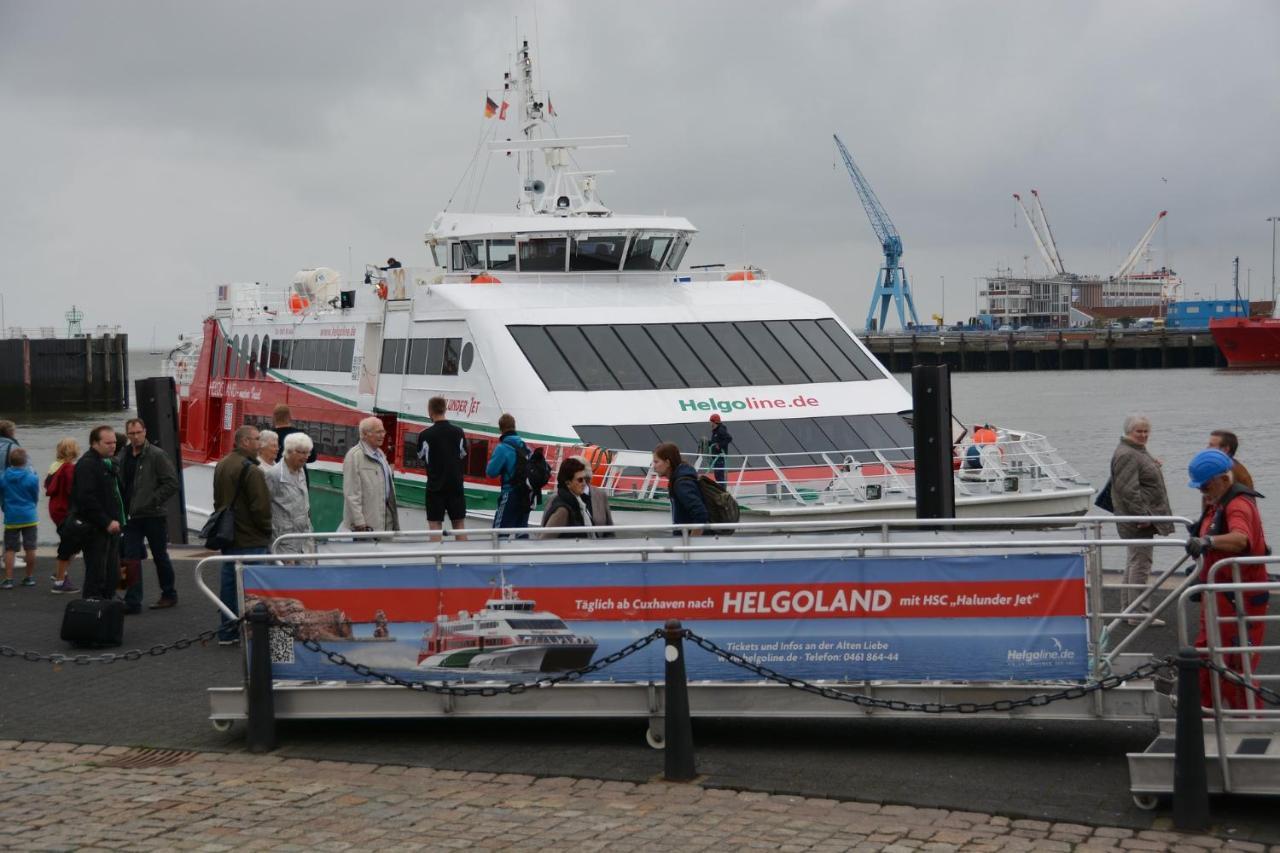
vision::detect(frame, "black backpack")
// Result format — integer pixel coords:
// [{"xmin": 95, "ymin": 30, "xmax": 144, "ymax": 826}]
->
[
  {"xmin": 509, "ymin": 443, "xmax": 552, "ymax": 508},
  {"xmin": 679, "ymin": 473, "xmax": 741, "ymax": 531}
]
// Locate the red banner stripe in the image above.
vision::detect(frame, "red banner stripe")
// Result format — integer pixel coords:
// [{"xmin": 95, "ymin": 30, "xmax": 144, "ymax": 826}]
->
[{"xmin": 245, "ymin": 579, "xmax": 1083, "ymax": 624}]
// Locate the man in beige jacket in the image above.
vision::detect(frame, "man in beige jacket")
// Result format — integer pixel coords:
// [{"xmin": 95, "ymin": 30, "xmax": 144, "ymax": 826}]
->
[{"xmin": 342, "ymin": 417, "xmax": 400, "ymax": 532}]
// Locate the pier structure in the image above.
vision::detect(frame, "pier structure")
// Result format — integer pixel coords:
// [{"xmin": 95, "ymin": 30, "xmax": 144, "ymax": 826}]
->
[
  {"xmin": 865, "ymin": 329, "xmax": 1224, "ymax": 372},
  {"xmin": 0, "ymin": 331, "xmax": 130, "ymax": 411}
]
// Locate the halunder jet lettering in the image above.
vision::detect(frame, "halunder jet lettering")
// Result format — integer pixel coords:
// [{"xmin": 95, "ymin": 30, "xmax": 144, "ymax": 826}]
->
[{"xmin": 722, "ymin": 588, "xmax": 892, "ymax": 616}]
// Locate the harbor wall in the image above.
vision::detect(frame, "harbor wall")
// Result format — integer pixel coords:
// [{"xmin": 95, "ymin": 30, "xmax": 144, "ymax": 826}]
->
[
  {"xmin": 0, "ymin": 334, "xmax": 130, "ymax": 411},
  {"xmin": 864, "ymin": 330, "xmax": 1224, "ymax": 372}
]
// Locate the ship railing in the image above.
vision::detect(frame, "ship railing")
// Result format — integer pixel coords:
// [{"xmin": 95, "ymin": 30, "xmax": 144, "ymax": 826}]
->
[
  {"xmin": 430, "ymin": 268, "xmax": 768, "ymax": 286},
  {"xmin": 265, "ymin": 514, "xmax": 1202, "ymax": 688},
  {"xmin": 592, "ymin": 431, "xmax": 1084, "ymax": 510}
]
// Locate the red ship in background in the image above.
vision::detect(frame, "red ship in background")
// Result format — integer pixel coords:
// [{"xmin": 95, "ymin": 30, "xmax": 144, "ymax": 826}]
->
[{"xmin": 1210, "ymin": 315, "xmax": 1280, "ymax": 366}]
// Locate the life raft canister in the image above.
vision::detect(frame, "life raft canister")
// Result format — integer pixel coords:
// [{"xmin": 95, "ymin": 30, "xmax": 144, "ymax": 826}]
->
[
  {"xmin": 288, "ymin": 293, "xmax": 311, "ymax": 314},
  {"xmin": 470, "ymin": 273, "xmax": 501, "ymax": 284},
  {"xmin": 724, "ymin": 270, "xmax": 756, "ymax": 282},
  {"xmin": 375, "ymin": 281, "xmax": 388, "ymax": 300}
]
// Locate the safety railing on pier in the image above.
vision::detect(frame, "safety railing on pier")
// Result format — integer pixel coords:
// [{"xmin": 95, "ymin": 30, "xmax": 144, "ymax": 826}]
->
[{"xmin": 589, "ymin": 430, "xmax": 1087, "ymax": 513}]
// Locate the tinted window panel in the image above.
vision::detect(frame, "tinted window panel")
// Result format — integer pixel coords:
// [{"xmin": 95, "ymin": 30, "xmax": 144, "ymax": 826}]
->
[
  {"xmin": 674, "ymin": 325, "xmax": 746, "ymax": 387},
  {"xmin": 738, "ymin": 322, "xmax": 811, "ymax": 384},
  {"xmin": 425, "ymin": 338, "xmax": 446, "ymax": 375},
  {"xmin": 623, "ymin": 235, "xmax": 672, "ymax": 270},
  {"xmin": 488, "ymin": 240, "xmax": 516, "ymax": 270},
  {"xmin": 508, "ymin": 326, "xmax": 583, "ymax": 391},
  {"xmin": 338, "ymin": 339, "xmax": 354, "ymax": 373},
  {"xmin": 406, "ymin": 338, "xmax": 429, "ymax": 375},
  {"xmin": 381, "ymin": 338, "xmax": 404, "ymax": 374},
  {"xmin": 545, "ymin": 326, "xmax": 620, "ymax": 390},
  {"xmin": 582, "ymin": 326, "xmax": 650, "ymax": 390},
  {"xmin": 279, "ymin": 339, "xmax": 292, "ymax": 370},
  {"xmin": 791, "ymin": 319, "xmax": 861, "ymax": 381},
  {"xmin": 212, "ymin": 338, "xmax": 225, "ymax": 378},
  {"xmin": 290, "ymin": 340, "xmax": 307, "ymax": 371},
  {"xmin": 615, "ymin": 424, "xmax": 662, "ymax": 452},
  {"xmin": 848, "ymin": 415, "xmax": 907, "ymax": 461},
  {"xmin": 763, "ymin": 321, "xmax": 835, "ymax": 382},
  {"xmin": 721, "ymin": 420, "xmax": 770, "ymax": 467},
  {"xmin": 645, "ymin": 325, "xmax": 715, "ymax": 388},
  {"xmin": 569, "ymin": 235, "xmax": 626, "ymax": 271},
  {"xmin": 813, "ymin": 416, "xmax": 876, "ymax": 462},
  {"xmin": 613, "ymin": 325, "xmax": 684, "ymax": 389},
  {"xmin": 519, "ymin": 238, "xmax": 566, "ymax": 272},
  {"xmin": 325, "ymin": 339, "xmax": 343, "ymax": 372},
  {"xmin": 874, "ymin": 413, "xmax": 914, "ymax": 449},
  {"xmin": 752, "ymin": 419, "xmax": 804, "ymax": 455},
  {"xmin": 704, "ymin": 322, "xmax": 777, "ymax": 385},
  {"xmin": 443, "ymin": 338, "xmax": 461, "ymax": 375},
  {"xmin": 574, "ymin": 425, "xmax": 622, "ymax": 451},
  {"xmin": 655, "ymin": 422, "xmax": 702, "ymax": 456},
  {"xmin": 781, "ymin": 417, "xmax": 837, "ymax": 454},
  {"xmin": 817, "ymin": 318, "xmax": 884, "ymax": 380}
]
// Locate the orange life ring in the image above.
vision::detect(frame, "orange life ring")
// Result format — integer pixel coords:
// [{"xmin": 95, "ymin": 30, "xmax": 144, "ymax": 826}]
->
[
  {"xmin": 471, "ymin": 273, "xmax": 501, "ymax": 284},
  {"xmin": 288, "ymin": 293, "xmax": 310, "ymax": 314},
  {"xmin": 724, "ymin": 270, "xmax": 756, "ymax": 282},
  {"xmin": 973, "ymin": 426, "xmax": 998, "ymax": 445}
]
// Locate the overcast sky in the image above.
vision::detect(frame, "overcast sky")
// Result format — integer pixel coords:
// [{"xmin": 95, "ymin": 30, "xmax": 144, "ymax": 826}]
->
[{"xmin": 2, "ymin": 0, "xmax": 1278, "ymax": 339}]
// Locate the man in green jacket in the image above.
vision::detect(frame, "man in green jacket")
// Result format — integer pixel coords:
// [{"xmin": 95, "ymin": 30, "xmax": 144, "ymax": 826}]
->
[
  {"xmin": 212, "ymin": 425, "xmax": 272, "ymax": 645},
  {"xmin": 117, "ymin": 418, "xmax": 181, "ymax": 613}
]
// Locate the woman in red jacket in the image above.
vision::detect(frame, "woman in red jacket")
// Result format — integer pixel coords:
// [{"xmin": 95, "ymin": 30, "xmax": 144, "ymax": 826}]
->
[{"xmin": 44, "ymin": 437, "xmax": 80, "ymax": 594}]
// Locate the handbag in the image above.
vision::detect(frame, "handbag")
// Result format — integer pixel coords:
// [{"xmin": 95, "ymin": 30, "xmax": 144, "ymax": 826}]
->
[
  {"xmin": 56, "ymin": 508, "xmax": 89, "ymax": 548},
  {"xmin": 200, "ymin": 460, "xmax": 252, "ymax": 550},
  {"xmin": 1094, "ymin": 478, "xmax": 1114, "ymax": 513}
]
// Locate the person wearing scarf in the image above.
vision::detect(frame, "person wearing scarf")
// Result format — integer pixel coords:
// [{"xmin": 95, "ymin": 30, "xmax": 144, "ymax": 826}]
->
[{"xmin": 540, "ymin": 457, "xmax": 594, "ymax": 539}]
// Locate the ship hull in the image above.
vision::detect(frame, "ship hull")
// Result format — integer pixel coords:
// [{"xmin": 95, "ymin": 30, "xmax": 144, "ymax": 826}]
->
[{"xmin": 1210, "ymin": 317, "xmax": 1280, "ymax": 366}]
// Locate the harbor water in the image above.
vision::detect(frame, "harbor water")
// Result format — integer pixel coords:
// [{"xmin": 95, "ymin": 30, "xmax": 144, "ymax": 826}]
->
[{"xmin": 8, "ymin": 353, "xmax": 1279, "ymax": 544}]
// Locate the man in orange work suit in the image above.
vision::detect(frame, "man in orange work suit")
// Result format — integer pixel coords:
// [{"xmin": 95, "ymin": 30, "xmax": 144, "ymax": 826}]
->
[{"xmin": 1184, "ymin": 449, "xmax": 1270, "ymax": 710}]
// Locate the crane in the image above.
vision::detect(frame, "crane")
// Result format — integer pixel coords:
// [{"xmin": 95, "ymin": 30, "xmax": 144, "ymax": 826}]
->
[
  {"xmin": 1030, "ymin": 190, "xmax": 1067, "ymax": 275},
  {"xmin": 833, "ymin": 134, "xmax": 919, "ymax": 331},
  {"xmin": 1112, "ymin": 210, "xmax": 1167, "ymax": 280},
  {"xmin": 1013, "ymin": 193, "xmax": 1061, "ymax": 276},
  {"xmin": 1012, "ymin": 191, "xmax": 1067, "ymax": 276}
]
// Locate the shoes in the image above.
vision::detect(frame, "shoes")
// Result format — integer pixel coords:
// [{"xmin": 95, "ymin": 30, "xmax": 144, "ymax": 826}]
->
[
  {"xmin": 149, "ymin": 598, "xmax": 177, "ymax": 610},
  {"xmin": 217, "ymin": 637, "xmax": 240, "ymax": 646},
  {"xmin": 20, "ymin": 577, "xmax": 35, "ymax": 587},
  {"xmin": 50, "ymin": 579, "xmax": 79, "ymax": 594},
  {"xmin": 0, "ymin": 579, "xmax": 13, "ymax": 590}
]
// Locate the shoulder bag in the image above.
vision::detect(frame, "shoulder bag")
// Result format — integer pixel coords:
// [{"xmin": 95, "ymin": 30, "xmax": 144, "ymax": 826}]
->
[{"xmin": 200, "ymin": 460, "xmax": 253, "ymax": 550}]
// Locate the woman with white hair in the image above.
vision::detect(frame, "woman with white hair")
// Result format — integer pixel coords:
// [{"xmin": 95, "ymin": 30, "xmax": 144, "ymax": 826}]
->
[
  {"xmin": 1109, "ymin": 414, "xmax": 1173, "ymax": 624},
  {"xmin": 266, "ymin": 431, "xmax": 314, "ymax": 554},
  {"xmin": 341, "ymin": 416, "xmax": 400, "ymax": 532},
  {"xmin": 257, "ymin": 430, "xmax": 279, "ymax": 468}
]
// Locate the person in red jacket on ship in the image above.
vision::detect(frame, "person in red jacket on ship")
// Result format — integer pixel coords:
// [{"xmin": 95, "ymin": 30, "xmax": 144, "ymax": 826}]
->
[{"xmin": 1184, "ymin": 448, "xmax": 1270, "ymax": 710}]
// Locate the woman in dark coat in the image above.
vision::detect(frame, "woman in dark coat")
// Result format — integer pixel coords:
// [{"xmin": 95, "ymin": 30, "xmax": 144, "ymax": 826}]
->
[
  {"xmin": 652, "ymin": 442, "xmax": 708, "ymax": 536},
  {"xmin": 540, "ymin": 457, "xmax": 594, "ymax": 539}
]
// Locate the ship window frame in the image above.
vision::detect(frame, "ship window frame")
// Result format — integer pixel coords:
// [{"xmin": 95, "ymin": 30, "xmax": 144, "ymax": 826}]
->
[
  {"xmin": 580, "ymin": 325, "xmax": 650, "ymax": 390},
  {"xmin": 487, "ymin": 239, "xmax": 516, "ymax": 271},
  {"xmin": 324, "ymin": 338, "xmax": 343, "ymax": 372},
  {"xmin": 460, "ymin": 341, "xmax": 475, "ymax": 372},
  {"xmin": 816, "ymin": 318, "xmax": 884, "ymax": 381},
  {"xmin": 762, "ymin": 321, "xmax": 836, "ymax": 382},
  {"xmin": 644, "ymin": 324, "xmax": 716, "ymax": 388},
  {"xmin": 451, "ymin": 241, "xmax": 481, "ymax": 271},
  {"xmin": 380, "ymin": 338, "xmax": 406, "ymax": 375},
  {"xmin": 790, "ymin": 319, "xmax": 864, "ymax": 382},
  {"xmin": 663, "ymin": 234, "xmax": 690, "ymax": 270},
  {"xmin": 406, "ymin": 337, "xmax": 429, "ymax": 375},
  {"xmin": 442, "ymin": 338, "xmax": 461, "ymax": 376},
  {"xmin": 673, "ymin": 323, "xmax": 747, "ymax": 387},
  {"xmin": 545, "ymin": 325, "xmax": 619, "ymax": 390},
  {"xmin": 338, "ymin": 339, "xmax": 354, "ymax": 373},
  {"xmin": 279, "ymin": 339, "xmax": 292, "ymax": 370},
  {"xmin": 260, "ymin": 335, "xmax": 271, "ymax": 375},
  {"xmin": 736, "ymin": 321, "xmax": 809, "ymax": 384},
  {"xmin": 229, "ymin": 335, "xmax": 240, "ymax": 378},
  {"xmin": 612, "ymin": 324, "xmax": 685, "ymax": 389},
  {"xmin": 508, "ymin": 326, "xmax": 583, "ymax": 391},
  {"xmin": 623, "ymin": 232, "xmax": 674, "ymax": 271},
  {"xmin": 703, "ymin": 322, "xmax": 777, "ymax": 386},
  {"xmin": 568, "ymin": 233, "xmax": 628, "ymax": 272},
  {"xmin": 517, "ymin": 236, "xmax": 568, "ymax": 272},
  {"xmin": 248, "ymin": 335, "xmax": 259, "ymax": 378}
]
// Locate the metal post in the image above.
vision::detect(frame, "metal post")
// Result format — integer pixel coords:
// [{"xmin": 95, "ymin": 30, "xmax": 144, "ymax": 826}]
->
[
  {"xmin": 246, "ymin": 603, "xmax": 277, "ymax": 753},
  {"xmin": 663, "ymin": 619, "xmax": 697, "ymax": 782},
  {"xmin": 1172, "ymin": 646, "xmax": 1209, "ymax": 831},
  {"xmin": 911, "ymin": 364, "xmax": 955, "ymax": 518}
]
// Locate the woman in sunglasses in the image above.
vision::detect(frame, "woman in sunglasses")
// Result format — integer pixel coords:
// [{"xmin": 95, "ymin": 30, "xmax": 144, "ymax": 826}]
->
[{"xmin": 540, "ymin": 457, "xmax": 595, "ymax": 539}]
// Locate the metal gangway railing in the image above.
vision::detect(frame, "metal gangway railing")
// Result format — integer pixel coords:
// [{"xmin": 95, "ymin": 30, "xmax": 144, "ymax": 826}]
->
[{"xmin": 592, "ymin": 431, "xmax": 1088, "ymax": 513}]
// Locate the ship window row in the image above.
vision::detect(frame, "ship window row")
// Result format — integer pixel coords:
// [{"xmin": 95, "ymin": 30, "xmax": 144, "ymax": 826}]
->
[
  {"xmin": 211, "ymin": 332, "xmax": 354, "ymax": 378},
  {"xmin": 509, "ymin": 319, "xmax": 884, "ymax": 392},
  {"xmin": 444, "ymin": 232, "xmax": 690, "ymax": 274},
  {"xmin": 402, "ymin": 431, "xmax": 490, "ymax": 477},
  {"xmin": 241, "ymin": 414, "xmax": 358, "ymax": 460},
  {"xmin": 380, "ymin": 337, "xmax": 464, "ymax": 376},
  {"xmin": 574, "ymin": 414, "xmax": 914, "ymax": 466}
]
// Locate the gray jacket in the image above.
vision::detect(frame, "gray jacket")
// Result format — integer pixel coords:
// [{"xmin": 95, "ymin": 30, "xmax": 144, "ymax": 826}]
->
[
  {"xmin": 1109, "ymin": 436, "xmax": 1174, "ymax": 534},
  {"xmin": 116, "ymin": 441, "xmax": 180, "ymax": 519},
  {"xmin": 265, "ymin": 460, "xmax": 313, "ymax": 552},
  {"xmin": 341, "ymin": 442, "xmax": 400, "ymax": 532}
]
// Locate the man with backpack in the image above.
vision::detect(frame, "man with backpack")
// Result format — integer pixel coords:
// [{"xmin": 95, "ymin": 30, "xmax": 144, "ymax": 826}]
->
[{"xmin": 485, "ymin": 413, "xmax": 550, "ymax": 534}]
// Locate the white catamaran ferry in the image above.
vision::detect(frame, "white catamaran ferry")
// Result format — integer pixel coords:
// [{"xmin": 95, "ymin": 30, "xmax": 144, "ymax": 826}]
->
[{"xmin": 173, "ymin": 41, "xmax": 1092, "ymax": 531}]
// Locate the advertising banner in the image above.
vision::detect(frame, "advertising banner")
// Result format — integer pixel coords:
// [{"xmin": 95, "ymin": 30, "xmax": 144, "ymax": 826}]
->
[{"xmin": 243, "ymin": 553, "xmax": 1088, "ymax": 684}]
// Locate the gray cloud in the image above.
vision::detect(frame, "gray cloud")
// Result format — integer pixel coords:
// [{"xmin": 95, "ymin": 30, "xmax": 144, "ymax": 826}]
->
[{"xmin": 2, "ymin": 0, "xmax": 1278, "ymax": 336}]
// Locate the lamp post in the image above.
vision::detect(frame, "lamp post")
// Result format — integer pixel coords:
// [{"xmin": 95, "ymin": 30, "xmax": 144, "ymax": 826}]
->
[
  {"xmin": 940, "ymin": 275, "xmax": 945, "ymax": 325},
  {"xmin": 1268, "ymin": 216, "xmax": 1279, "ymax": 307}
]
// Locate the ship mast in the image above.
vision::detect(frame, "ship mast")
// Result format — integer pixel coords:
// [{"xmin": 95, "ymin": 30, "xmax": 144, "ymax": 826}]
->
[{"xmin": 506, "ymin": 40, "xmax": 548, "ymax": 214}]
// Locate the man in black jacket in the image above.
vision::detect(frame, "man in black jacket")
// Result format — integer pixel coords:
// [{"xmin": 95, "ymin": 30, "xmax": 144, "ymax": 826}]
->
[
  {"xmin": 73, "ymin": 426, "xmax": 126, "ymax": 600},
  {"xmin": 417, "ymin": 396, "xmax": 468, "ymax": 539},
  {"xmin": 117, "ymin": 418, "xmax": 181, "ymax": 612}
]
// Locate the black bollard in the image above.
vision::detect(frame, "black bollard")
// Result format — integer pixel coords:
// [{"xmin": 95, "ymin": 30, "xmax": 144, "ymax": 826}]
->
[
  {"xmin": 911, "ymin": 364, "xmax": 956, "ymax": 519},
  {"xmin": 1172, "ymin": 647, "xmax": 1209, "ymax": 830},
  {"xmin": 246, "ymin": 603, "xmax": 277, "ymax": 753},
  {"xmin": 663, "ymin": 619, "xmax": 697, "ymax": 782}
]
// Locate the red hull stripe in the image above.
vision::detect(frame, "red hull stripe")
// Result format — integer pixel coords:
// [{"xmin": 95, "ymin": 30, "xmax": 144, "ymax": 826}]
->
[{"xmin": 245, "ymin": 579, "xmax": 1083, "ymax": 623}]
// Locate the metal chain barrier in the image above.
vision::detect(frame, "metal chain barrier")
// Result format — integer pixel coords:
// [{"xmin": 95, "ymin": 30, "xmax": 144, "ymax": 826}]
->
[
  {"xmin": 0, "ymin": 617, "xmax": 246, "ymax": 667},
  {"xmin": 1199, "ymin": 658, "xmax": 1280, "ymax": 707},
  {"xmin": 273, "ymin": 617, "xmax": 665, "ymax": 697},
  {"xmin": 683, "ymin": 629, "xmax": 1176, "ymax": 713}
]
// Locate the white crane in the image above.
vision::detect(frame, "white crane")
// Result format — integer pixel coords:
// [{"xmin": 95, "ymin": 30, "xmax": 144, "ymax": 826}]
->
[
  {"xmin": 1013, "ymin": 192, "xmax": 1065, "ymax": 276},
  {"xmin": 1112, "ymin": 210, "xmax": 1168, "ymax": 280},
  {"xmin": 1030, "ymin": 190, "xmax": 1067, "ymax": 275}
]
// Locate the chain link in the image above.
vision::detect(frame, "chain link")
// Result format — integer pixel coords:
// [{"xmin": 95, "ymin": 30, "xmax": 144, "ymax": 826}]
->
[
  {"xmin": 272, "ymin": 617, "xmax": 664, "ymax": 696},
  {"xmin": 1199, "ymin": 659, "xmax": 1280, "ymax": 707},
  {"xmin": 682, "ymin": 629, "xmax": 1176, "ymax": 714},
  {"xmin": 0, "ymin": 617, "xmax": 244, "ymax": 666}
]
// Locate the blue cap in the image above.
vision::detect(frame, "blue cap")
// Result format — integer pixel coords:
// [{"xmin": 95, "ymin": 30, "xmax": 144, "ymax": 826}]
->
[{"xmin": 1187, "ymin": 449, "xmax": 1233, "ymax": 489}]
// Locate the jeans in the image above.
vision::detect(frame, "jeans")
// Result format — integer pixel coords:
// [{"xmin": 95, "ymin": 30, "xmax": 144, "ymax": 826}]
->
[
  {"xmin": 80, "ymin": 529, "xmax": 120, "ymax": 600},
  {"xmin": 712, "ymin": 454, "xmax": 726, "ymax": 486},
  {"xmin": 121, "ymin": 516, "xmax": 177, "ymax": 607},
  {"xmin": 218, "ymin": 546, "xmax": 268, "ymax": 640}
]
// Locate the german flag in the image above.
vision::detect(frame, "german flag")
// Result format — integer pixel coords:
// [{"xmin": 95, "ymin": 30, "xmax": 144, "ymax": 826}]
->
[{"xmin": 484, "ymin": 96, "xmax": 498, "ymax": 118}]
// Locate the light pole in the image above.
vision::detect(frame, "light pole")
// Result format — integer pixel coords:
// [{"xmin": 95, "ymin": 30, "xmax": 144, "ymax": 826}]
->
[
  {"xmin": 1268, "ymin": 216, "xmax": 1278, "ymax": 307},
  {"xmin": 940, "ymin": 275, "xmax": 945, "ymax": 325}
]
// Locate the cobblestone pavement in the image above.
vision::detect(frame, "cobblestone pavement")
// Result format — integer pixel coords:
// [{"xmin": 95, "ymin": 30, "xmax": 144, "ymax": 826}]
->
[{"xmin": 0, "ymin": 740, "xmax": 1274, "ymax": 853}]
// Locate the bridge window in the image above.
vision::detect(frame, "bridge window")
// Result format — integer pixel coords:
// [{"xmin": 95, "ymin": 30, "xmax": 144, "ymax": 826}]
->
[
  {"xmin": 569, "ymin": 235, "xmax": 627, "ymax": 271},
  {"xmin": 488, "ymin": 240, "xmax": 516, "ymax": 270},
  {"xmin": 451, "ymin": 241, "xmax": 482, "ymax": 271},
  {"xmin": 623, "ymin": 234, "xmax": 672, "ymax": 270},
  {"xmin": 518, "ymin": 238, "xmax": 567, "ymax": 272}
]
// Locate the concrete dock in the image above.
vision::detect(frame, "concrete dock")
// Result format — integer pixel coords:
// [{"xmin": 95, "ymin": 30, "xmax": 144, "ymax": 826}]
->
[{"xmin": 865, "ymin": 330, "xmax": 1224, "ymax": 372}]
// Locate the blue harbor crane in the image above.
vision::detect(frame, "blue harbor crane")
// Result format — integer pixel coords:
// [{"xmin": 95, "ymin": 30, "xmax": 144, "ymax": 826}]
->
[{"xmin": 833, "ymin": 134, "xmax": 919, "ymax": 332}]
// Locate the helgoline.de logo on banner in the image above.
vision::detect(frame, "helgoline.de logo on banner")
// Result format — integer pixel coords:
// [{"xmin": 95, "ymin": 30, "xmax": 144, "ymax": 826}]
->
[
  {"xmin": 678, "ymin": 394, "xmax": 820, "ymax": 414},
  {"xmin": 1006, "ymin": 637, "xmax": 1077, "ymax": 666}
]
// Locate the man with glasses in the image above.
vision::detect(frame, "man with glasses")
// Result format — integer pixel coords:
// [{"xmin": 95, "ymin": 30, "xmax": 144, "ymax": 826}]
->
[
  {"xmin": 117, "ymin": 418, "xmax": 180, "ymax": 612},
  {"xmin": 1185, "ymin": 448, "xmax": 1270, "ymax": 709},
  {"xmin": 72, "ymin": 426, "xmax": 126, "ymax": 600},
  {"xmin": 212, "ymin": 425, "xmax": 273, "ymax": 645},
  {"xmin": 342, "ymin": 417, "xmax": 401, "ymax": 533}
]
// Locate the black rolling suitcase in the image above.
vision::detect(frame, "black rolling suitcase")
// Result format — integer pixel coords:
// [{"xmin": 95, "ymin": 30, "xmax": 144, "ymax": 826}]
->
[{"xmin": 60, "ymin": 599, "xmax": 126, "ymax": 648}]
